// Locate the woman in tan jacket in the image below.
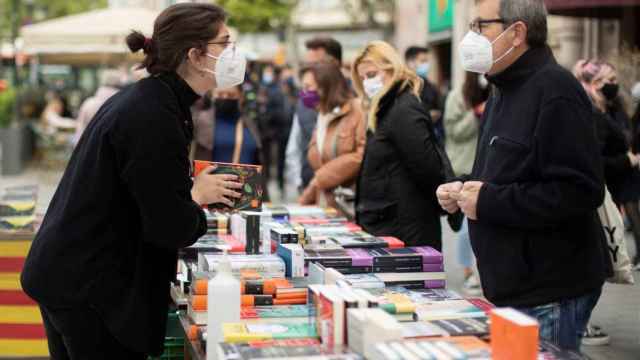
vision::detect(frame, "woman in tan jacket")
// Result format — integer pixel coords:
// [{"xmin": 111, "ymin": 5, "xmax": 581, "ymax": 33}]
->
[{"xmin": 299, "ymin": 61, "xmax": 366, "ymax": 207}]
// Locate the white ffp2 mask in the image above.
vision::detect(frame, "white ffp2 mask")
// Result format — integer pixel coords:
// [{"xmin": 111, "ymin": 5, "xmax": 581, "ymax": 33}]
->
[
  {"xmin": 363, "ymin": 75, "xmax": 384, "ymax": 99},
  {"xmin": 204, "ymin": 46, "xmax": 247, "ymax": 89},
  {"xmin": 458, "ymin": 25, "xmax": 515, "ymax": 74}
]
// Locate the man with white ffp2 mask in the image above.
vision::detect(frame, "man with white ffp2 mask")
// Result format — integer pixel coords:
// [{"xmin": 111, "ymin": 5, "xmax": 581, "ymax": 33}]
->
[{"xmin": 436, "ymin": 0, "xmax": 609, "ymax": 352}]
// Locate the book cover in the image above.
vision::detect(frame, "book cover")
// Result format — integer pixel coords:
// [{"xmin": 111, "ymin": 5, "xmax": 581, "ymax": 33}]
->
[
  {"xmin": 428, "ymin": 317, "xmax": 490, "ymax": 338},
  {"xmin": 318, "ymin": 287, "xmax": 345, "ymax": 348},
  {"xmin": 241, "ymin": 305, "xmax": 310, "ymax": 319},
  {"xmin": 414, "ymin": 300, "xmax": 486, "ymax": 321},
  {"xmin": 217, "ymin": 341, "xmax": 362, "ymax": 360},
  {"xmin": 367, "ymin": 248, "xmax": 424, "ymax": 267},
  {"xmin": 193, "ymin": 160, "xmax": 263, "ymax": 211},
  {"xmin": 374, "ymin": 272, "xmax": 446, "ymax": 283},
  {"xmin": 222, "ymin": 322, "xmax": 317, "ymax": 343},
  {"xmin": 491, "ymin": 308, "xmax": 539, "ymax": 360}
]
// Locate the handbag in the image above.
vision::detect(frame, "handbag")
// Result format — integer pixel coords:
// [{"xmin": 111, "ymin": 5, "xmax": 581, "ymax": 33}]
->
[{"xmin": 597, "ymin": 187, "xmax": 635, "ymax": 285}]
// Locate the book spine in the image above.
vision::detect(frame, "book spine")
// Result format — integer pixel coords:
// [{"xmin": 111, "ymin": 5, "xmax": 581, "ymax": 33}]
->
[
  {"xmin": 424, "ymin": 280, "xmax": 446, "ymax": 289},
  {"xmin": 245, "ymin": 214, "xmax": 261, "ymax": 254},
  {"xmin": 304, "ymin": 259, "xmax": 354, "ymax": 268},
  {"xmin": 372, "ymin": 256, "xmax": 423, "ymax": 267},
  {"xmin": 373, "ymin": 265, "xmax": 424, "ymax": 273}
]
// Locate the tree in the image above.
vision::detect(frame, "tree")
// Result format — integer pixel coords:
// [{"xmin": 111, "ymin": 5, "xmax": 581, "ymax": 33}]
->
[
  {"xmin": 215, "ymin": 0, "xmax": 296, "ymax": 33},
  {"xmin": 0, "ymin": 0, "xmax": 107, "ymax": 40}
]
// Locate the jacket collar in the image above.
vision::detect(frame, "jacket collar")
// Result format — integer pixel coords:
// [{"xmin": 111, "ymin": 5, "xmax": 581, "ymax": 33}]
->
[
  {"xmin": 487, "ymin": 45, "xmax": 555, "ymax": 89},
  {"xmin": 157, "ymin": 71, "xmax": 201, "ymax": 111},
  {"xmin": 376, "ymin": 81, "xmax": 405, "ymax": 120}
]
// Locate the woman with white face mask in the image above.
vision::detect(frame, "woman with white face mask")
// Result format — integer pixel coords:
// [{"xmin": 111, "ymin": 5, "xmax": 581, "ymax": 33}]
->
[
  {"xmin": 21, "ymin": 3, "xmax": 247, "ymax": 358},
  {"xmin": 351, "ymin": 41, "xmax": 446, "ymax": 250}
]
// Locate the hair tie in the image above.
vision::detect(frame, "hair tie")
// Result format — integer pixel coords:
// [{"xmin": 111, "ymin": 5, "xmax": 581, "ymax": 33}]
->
[{"xmin": 143, "ymin": 37, "xmax": 152, "ymax": 52}]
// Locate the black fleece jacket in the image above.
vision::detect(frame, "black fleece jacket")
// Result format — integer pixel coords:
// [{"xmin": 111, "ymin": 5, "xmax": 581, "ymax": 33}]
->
[
  {"xmin": 467, "ymin": 46, "xmax": 609, "ymax": 307},
  {"xmin": 21, "ymin": 72, "xmax": 207, "ymax": 355}
]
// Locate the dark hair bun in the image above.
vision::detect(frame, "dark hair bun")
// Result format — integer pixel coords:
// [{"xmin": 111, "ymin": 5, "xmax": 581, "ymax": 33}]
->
[{"xmin": 126, "ymin": 31, "xmax": 147, "ymax": 54}]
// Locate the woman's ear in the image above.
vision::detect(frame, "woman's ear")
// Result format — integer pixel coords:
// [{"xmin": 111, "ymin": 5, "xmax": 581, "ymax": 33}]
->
[{"xmin": 187, "ymin": 47, "xmax": 207, "ymax": 72}]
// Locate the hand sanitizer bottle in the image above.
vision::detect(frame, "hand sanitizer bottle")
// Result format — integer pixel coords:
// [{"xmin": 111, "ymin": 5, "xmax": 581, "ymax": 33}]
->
[{"xmin": 206, "ymin": 248, "xmax": 240, "ymax": 359}]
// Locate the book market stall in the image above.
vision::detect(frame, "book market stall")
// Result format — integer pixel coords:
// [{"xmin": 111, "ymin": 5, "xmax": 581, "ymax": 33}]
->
[{"xmin": 166, "ymin": 161, "xmax": 590, "ymax": 360}]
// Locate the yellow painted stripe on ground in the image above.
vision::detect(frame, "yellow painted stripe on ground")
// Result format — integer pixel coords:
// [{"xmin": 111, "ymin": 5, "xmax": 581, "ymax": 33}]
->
[
  {"xmin": 0, "ymin": 241, "xmax": 32, "ymax": 257},
  {"xmin": 0, "ymin": 273, "xmax": 21, "ymax": 291},
  {"xmin": 0, "ymin": 305, "xmax": 42, "ymax": 324},
  {"xmin": 0, "ymin": 339, "xmax": 49, "ymax": 357}
]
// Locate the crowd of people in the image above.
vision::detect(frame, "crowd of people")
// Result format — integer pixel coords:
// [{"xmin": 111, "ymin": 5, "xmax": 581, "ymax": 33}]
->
[{"xmin": 20, "ymin": 0, "xmax": 640, "ymax": 358}]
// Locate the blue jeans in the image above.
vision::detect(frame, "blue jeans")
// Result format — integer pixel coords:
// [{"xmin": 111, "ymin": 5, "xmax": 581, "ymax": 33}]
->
[
  {"xmin": 457, "ymin": 219, "xmax": 474, "ymax": 269},
  {"xmin": 517, "ymin": 288, "xmax": 602, "ymax": 352}
]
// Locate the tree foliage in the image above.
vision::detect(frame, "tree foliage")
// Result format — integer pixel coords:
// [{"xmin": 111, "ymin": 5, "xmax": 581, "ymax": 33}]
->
[{"xmin": 215, "ymin": 0, "xmax": 296, "ymax": 33}]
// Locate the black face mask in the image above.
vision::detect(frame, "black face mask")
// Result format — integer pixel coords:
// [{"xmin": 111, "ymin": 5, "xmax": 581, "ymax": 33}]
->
[
  {"xmin": 601, "ymin": 83, "xmax": 619, "ymax": 101},
  {"xmin": 214, "ymin": 99, "xmax": 241, "ymax": 119}
]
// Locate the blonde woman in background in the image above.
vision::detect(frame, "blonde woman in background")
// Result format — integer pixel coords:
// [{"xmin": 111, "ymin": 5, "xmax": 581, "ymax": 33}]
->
[{"xmin": 352, "ymin": 41, "xmax": 444, "ymax": 250}]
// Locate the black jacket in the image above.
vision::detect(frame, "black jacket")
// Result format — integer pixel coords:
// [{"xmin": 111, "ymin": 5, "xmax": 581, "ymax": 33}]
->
[
  {"xmin": 356, "ymin": 82, "xmax": 443, "ymax": 250},
  {"xmin": 594, "ymin": 109, "xmax": 634, "ymax": 184},
  {"xmin": 21, "ymin": 72, "xmax": 207, "ymax": 355},
  {"xmin": 468, "ymin": 46, "xmax": 608, "ymax": 307}
]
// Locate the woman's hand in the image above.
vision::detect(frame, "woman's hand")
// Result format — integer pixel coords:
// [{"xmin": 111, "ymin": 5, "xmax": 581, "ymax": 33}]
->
[
  {"xmin": 298, "ymin": 179, "xmax": 318, "ymax": 205},
  {"xmin": 191, "ymin": 166, "xmax": 243, "ymax": 207}
]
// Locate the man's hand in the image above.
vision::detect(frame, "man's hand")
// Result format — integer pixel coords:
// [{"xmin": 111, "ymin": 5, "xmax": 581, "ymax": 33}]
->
[
  {"xmin": 191, "ymin": 166, "xmax": 243, "ymax": 207},
  {"xmin": 436, "ymin": 181, "xmax": 464, "ymax": 214},
  {"xmin": 450, "ymin": 181, "xmax": 484, "ymax": 220}
]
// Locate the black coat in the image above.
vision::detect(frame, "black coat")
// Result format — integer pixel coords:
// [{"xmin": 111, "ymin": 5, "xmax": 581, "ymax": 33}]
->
[
  {"xmin": 356, "ymin": 82, "xmax": 443, "ymax": 250},
  {"xmin": 468, "ymin": 46, "xmax": 609, "ymax": 307},
  {"xmin": 21, "ymin": 72, "xmax": 207, "ymax": 355},
  {"xmin": 594, "ymin": 109, "xmax": 640, "ymax": 204}
]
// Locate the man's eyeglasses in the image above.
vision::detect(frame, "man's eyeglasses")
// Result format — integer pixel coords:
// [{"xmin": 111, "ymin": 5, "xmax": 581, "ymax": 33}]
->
[{"xmin": 469, "ymin": 18, "xmax": 506, "ymax": 34}]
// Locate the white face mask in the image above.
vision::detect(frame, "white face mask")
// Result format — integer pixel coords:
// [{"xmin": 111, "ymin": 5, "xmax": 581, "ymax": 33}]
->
[
  {"xmin": 363, "ymin": 75, "xmax": 384, "ymax": 99},
  {"xmin": 203, "ymin": 45, "xmax": 247, "ymax": 89},
  {"xmin": 458, "ymin": 24, "xmax": 515, "ymax": 74}
]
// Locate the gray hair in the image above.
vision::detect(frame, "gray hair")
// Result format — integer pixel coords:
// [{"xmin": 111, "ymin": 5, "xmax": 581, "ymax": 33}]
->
[{"xmin": 499, "ymin": 0, "xmax": 548, "ymax": 48}]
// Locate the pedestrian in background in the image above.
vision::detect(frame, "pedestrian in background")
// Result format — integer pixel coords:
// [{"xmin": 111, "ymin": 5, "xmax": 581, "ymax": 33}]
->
[
  {"xmin": 298, "ymin": 62, "xmax": 366, "ymax": 208},
  {"xmin": 285, "ymin": 37, "xmax": 343, "ymax": 193},
  {"xmin": 443, "ymin": 71, "xmax": 490, "ymax": 296},
  {"xmin": 353, "ymin": 41, "xmax": 444, "ymax": 250}
]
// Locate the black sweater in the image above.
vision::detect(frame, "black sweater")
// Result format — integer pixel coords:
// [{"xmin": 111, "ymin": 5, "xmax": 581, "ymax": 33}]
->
[
  {"xmin": 468, "ymin": 46, "xmax": 609, "ymax": 307},
  {"xmin": 21, "ymin": 72, "xmax": 207, "ymax": 355}
]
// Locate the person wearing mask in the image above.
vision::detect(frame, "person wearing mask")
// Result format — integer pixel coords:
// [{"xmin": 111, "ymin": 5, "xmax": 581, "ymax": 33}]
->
[
  {"xmin": 285, "ymin": 37, "xmax": 343, "ymax": 193},
  {"xmin": 352, "ymin": 41, "xmax": 444, "ymax": 249},
  {"xmin": 436, "ymin": 0, "xmax": 609, "ymax": 351},
  {"xmin": 73, "ymin": 69, "xmax": 122, "ymax": 145},
  {"xmin": 576, "ymin": 60, "xmax": 640, "ymax": 271},
  {"xmin": 443, "ymin": 71, "xmax": 490, "ymax": 296},
  {"xmin": 258, "ymin": 65, "xmax": 290, "ymax": 194},
  {"xmin": 192, "ymin": 85, "xmax": 263, "ymax": 165},
  {"xmin": 298, "ymin": 62, "xmax": 366, "ymax": 208},
  {"xmin": 21, "ymin": 4, "xmax": 245, "ymax": 358},
  {"xmin": 405, "ymin": 46, "xmax": 444, "ymax": 145}
]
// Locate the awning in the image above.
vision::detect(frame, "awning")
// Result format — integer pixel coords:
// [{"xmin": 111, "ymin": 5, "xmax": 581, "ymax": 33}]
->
[
  {"xmin": 20, "ymin": 7, "xmax": 158, "ymax": 65},
  {"xmin": 545, "ymin": 0, "xmax": 640, "ymax": 17}
]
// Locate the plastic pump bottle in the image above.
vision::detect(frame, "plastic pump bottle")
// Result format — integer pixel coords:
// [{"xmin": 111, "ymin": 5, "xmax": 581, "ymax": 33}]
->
[{"xmin": 206, "ymin": 249, "xmax": 240, "ymax": 359}]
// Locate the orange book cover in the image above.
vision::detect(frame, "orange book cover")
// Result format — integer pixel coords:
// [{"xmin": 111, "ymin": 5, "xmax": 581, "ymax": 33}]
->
[
  {"xmin": 491, "ymin": 308, "xmax": 539, "ymax": 360},
  {"xmin": 192, "ymin": 160, "xmax": 263, "ymax": 211}
]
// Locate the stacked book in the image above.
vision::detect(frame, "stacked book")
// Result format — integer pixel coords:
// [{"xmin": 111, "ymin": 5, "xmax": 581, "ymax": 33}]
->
[
  {"xmin": 304, "ymin": 246, "xmax": 446, "ymax": 290},
  {"xmin": 0, "ymin": 185, "xmax": 39, "ymax": 239}
]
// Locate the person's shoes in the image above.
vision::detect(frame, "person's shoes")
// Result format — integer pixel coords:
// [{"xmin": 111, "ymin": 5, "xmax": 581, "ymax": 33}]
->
[
  {"xmin": 582, "ymin": 324, "xmax": 610, "ymax": 346},
  {"xmin": 462, "ymin": 274, "xmax": 482, "ymax": 296}
]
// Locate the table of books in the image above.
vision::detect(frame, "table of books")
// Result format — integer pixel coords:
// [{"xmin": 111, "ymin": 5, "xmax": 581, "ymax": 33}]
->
[{"xmin": 171, "ymin": 203, "xmax": 590, "ymax": 360}]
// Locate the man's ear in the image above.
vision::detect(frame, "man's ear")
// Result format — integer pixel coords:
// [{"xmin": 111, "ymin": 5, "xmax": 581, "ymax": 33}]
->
[{"xmin": 513, "ymin": 21, "xmax": 528, "ymax": 48}]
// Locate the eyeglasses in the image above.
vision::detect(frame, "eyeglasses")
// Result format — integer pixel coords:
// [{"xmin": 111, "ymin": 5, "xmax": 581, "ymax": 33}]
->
[
  {"xmin": 469, "ymin": 18, "xmax": 506, "ymax": 34},
  {"xmin": 208, "ymin": 40, "xmax": 235, "ymax": 49}
]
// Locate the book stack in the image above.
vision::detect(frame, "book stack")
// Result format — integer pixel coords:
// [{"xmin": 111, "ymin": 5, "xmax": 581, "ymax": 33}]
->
[
  {"xmin": 216, "ymin": 339, "xmax": 363, "ymax": 360},
  {"xmin": 368, "ymin": 336, "xmax": 491, "ymax": 360},
  {"xmin": 203, "ymin": 209, "xmax": 230, "ymax": 235},
  {"xmin": 198, "ymin": 254, "xmax": 285, "ymax": 278},
  {"xmin": 305, "ymin": 247, "xmax": 446, "ymax": 290}
]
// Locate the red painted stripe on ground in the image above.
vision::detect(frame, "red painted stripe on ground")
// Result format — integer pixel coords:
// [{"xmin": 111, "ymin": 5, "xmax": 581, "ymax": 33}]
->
[
  {"xmin": 0, "ymin": 324, "xmax": 46, "ymax": 339},
  {"xmin": 0, "ymin": 290, "xmax": 36, "ymax": 305},
  {"xmin": 0, "ymin": 258, "xmax": 25, "ymax": 272}
]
